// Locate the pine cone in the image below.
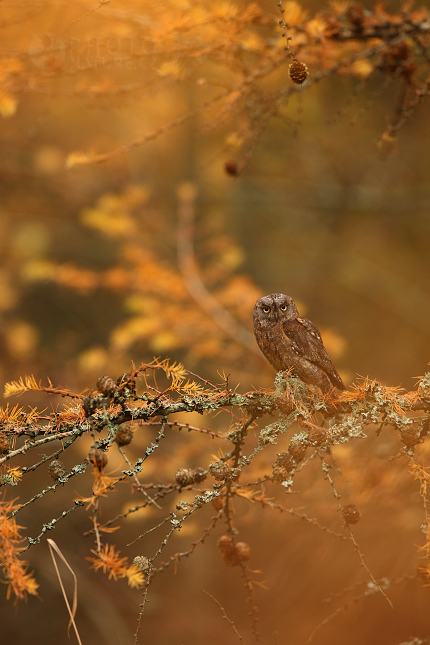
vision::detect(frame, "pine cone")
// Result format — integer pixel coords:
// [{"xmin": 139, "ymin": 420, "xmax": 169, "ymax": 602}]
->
[
  {"xmin": 175, "ymin": 468, "xmax": 195, "ymax": 487},
  {"xmin": 115, "ymin": 423, "xmax": 134, "ymax": 446},
  {"xmin": 341, "ymin": 504, "xmax": 361, "ymax": 525},
  {"xmin": 48, "ymin": 459, "xmax": 66, "ymax": 481},
  {"xmin": 0, "ymin": 432, "xmax": 9, "ymax": 454},
  {"xmin": 175, "ymin": 467, "xmax": 207, "ymax": 488},
  {"xmin": 235, "ymin": 542, "xmax": 251, "ymax": 562},
  {"xmin": 288, "ymin": 440, "xmax": 307, "ymax": 462},
  {"xmin": 272, "ymin": 452, "xmax": 294, "ymax": 481},
  {"xmin": 289, "ymin": 60, "xmax": 309, "ymax": 84},
  {"xmin": 306, "ymin": 426, "xmax": 326, "ymax": 446},
  {"xmin": 224, "ymin": 160, "xmax": 238, "ymax": 176},
  {"xmin": 217, "ymin": 536, "xmax": 251, "ymax": 566},
  {"xmin": 96, "ymin": 375, "xmax": 116, "ymax": 397},
  {"xmin": 218, "ymin": 535, "xmax": 235, "ymax": 554},
  {"xmin": 209, "ymin": 461, "xmax": 230, "ymax": 481},
  {"xmin": 133, "ymin": 556, "xmax": 152, "ymax": 574},
  {"xmin": 88, "ymin": 447, "xmax": 108, "ymax": 471},
  {"xmin": 400, "ymin": 426, "xmax": 421, "ymax": 447}
]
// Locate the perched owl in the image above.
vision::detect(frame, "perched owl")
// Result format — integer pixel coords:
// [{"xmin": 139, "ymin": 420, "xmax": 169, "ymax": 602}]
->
[{"xmin": 253, "ymin": 293, "xmax": 345, "ymax": 393}]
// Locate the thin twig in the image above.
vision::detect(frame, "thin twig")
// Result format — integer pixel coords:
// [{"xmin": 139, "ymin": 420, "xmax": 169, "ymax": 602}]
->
[
  {"xmin": 118, "ymin": 445, "xmax": 161, "ymax": 509},
  {"xmin": 199, "ymin": 588, "xmax": 246, "ymax": 644}
]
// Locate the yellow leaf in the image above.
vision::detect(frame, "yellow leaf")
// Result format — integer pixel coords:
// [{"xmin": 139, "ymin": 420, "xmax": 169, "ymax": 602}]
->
[
  {"xmin": 225, "ymin": 132, "xmax": 245, "ymax": 149},
  {"xmin": 111, "ymin": 317, "xmax": 158, "ymax": 351},
  {"xmin": 157, "ymin": 60, "xmax": 186, "ymax": 79},
  {"xmin": 80, "ymin": 208, "xmax": 135, "ymax": 237},
  {"xmin": 152, "ymin": 358, "xmax": 188, "ymax": 380},
  {"xmin": 5, "ymin": 320, "xmax": 39, "ymax": 359},
  {"xmin": 4, "ymin": 375, "xmax": 40, "ymax": 398},
  {"xmin": 78, "ymin": 347, "xmax": 109, "ymax": 372},
  {"xmin": 126, "ymin": 565, "xmax": 145, "ymax": 589},
  {"xmin": 283, "ymin": 1, "xmax": 308, "ymax": 24},
  {"xmin": 241, "ymin": 33, "xmax": 264, "ymax": 52},
  {"xmin": 21, "ymin": 259, "xmax": 56, "ymax": 282},
  {"xmin": 151, "ymin": 331, "xmax": 178, "ymax": 352},
  {"xmin": 212, "ymin": 1, "xmax": 239, "ymax": 20},
  {"xmin": 351, "ymin": 59, "xmax": 374, "ymax": 79},
  {"xmin": 7, "ymin": 467, "xmax": 23, "ymax": 483},
  {"xmin": 0, "ymin": 91, "xmax": 17, "ymax": 118}
]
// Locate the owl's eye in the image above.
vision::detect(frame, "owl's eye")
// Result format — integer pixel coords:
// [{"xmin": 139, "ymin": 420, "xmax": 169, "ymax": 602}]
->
[
  {"xmin": 280, "ymin": 304, "xmax": 287, "ymax": 311},
  {"xmin": 263, "ymin": 306, "xmax": 270, "ymax": 313}
]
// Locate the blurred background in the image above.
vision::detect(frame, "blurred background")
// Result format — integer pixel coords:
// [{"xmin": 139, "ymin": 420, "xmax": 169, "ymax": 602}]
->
[{"xmin": 1, "ymin": 0, "xmax": 430, "ymax": 643}]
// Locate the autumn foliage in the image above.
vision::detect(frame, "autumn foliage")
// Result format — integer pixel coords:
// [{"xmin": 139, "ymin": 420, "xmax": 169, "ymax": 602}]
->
[
  {"xmin": 1, "ymin": 360, "xmax": 430, "ymax": 642},
  {"xmin": 1, "ymin": 1, "xmax": 430, "ymax": 644}
]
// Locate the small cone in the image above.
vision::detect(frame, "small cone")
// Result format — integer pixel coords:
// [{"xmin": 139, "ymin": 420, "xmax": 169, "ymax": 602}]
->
[{"xmin": 289, "ymin": 60, "xmax": 309, "ymax": 84}]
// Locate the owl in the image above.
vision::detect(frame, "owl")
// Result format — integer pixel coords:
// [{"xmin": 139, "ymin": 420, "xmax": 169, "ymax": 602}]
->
[{"xmin": 253, "ymin": 293, "xmax": 345, "ymax": 394}]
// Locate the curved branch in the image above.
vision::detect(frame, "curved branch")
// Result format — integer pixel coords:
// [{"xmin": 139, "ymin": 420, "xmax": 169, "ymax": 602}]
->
[{"xmin": 176, "ymin": 184, "xmax": 260, "ymax": 355}]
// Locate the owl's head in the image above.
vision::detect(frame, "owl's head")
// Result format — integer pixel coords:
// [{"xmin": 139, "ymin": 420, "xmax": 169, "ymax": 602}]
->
[{"xmin": 253, "ymin": 293, "xmax": 299, "ymax": 322}]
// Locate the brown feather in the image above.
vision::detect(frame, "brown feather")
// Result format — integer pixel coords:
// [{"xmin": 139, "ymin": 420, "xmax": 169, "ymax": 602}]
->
[{"xmin": 253, "ymin": 293, "xmax": 345, "ymax": 393}]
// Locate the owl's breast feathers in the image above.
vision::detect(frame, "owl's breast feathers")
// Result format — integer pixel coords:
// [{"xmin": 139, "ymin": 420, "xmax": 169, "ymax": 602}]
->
[{"xmin": 282, "ymin": 316, "xmax": 345, "ymax": 390}]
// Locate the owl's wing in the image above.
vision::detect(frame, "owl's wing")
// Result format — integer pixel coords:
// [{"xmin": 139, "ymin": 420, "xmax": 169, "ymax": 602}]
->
[
  {"xmin": 296, "ymin": 317, "xmax": 323, "ymax": 343},
  {"xmin": 282, "ymin": 317, "xmax": 345, "ymax": 390}
]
